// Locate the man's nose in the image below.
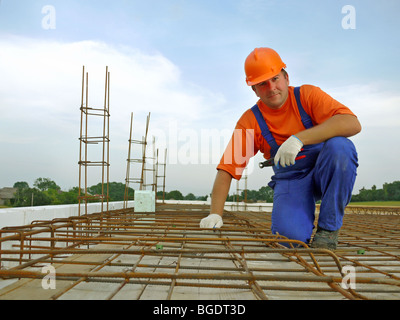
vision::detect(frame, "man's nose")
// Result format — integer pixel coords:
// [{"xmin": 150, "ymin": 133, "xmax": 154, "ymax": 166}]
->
[{"xmin": 265, "ymin": 80, "xmax": 276, "ymax": 91}]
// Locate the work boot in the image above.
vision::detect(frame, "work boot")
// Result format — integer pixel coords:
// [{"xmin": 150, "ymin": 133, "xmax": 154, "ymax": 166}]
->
[{"xmin": 311, "ymin": 226, "xmax": 339, "ymax": 250}]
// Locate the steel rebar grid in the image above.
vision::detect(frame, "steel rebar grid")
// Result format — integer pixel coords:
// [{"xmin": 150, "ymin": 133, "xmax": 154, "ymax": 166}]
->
[{"xmin": 0, "ymin": 204, "xmax": 400, "ymax": 300}]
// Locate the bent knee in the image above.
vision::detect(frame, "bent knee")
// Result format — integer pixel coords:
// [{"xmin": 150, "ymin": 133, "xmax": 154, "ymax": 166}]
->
[
  {"xmin": 324, "ymin": 137, "xmax": 356, "ymax": 155},
  {"xmin": 272, "ymin": 224, "xmax": 313, "ymax": 246},
  {"xmin": 322, "ymin": 137, "xmax": 358, "ymax": 169}
]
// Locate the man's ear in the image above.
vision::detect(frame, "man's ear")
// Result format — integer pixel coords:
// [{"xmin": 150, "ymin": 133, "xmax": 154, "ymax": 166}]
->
[
  {"xmin": 251, "ymin": 85, "xmax": 259, "ymax": 97},
  {"xmin": 282, "ymin": 70, "xmax": 290, "ymax": 85}
]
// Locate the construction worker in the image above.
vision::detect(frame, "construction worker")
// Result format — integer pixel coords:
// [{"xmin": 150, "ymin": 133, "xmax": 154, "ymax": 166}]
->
[{"xmin": 200, "ymin": 47, "xmax": 361, "ymax": 250}]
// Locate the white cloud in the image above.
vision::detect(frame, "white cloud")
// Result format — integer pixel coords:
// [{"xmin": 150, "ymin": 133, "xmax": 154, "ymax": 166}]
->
[
  {"xmin": 0, "ymin": 35, "xmax": 225, "ymax": 124},
  {"xmin": 328, "ymin": 83, "xmax": 400, "ymax": 128},
  {"xmin": 0, "ymin": 34, "xmax": 227, "ymax": 190},
  {"xmin": 326, "ymin": 83, "xmax": 400, "ymax": 192}
]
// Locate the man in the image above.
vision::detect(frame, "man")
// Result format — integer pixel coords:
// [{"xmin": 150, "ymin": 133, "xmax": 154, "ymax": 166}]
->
[{"xmin": 200, "ymin": 47, "xmax": 361, "ymax": 250}]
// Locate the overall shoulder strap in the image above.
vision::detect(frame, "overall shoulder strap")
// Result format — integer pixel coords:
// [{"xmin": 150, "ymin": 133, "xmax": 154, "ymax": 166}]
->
[
  {"xmin": 251, "ymin": 104, "xmax": 279, "ymax": 154},
  {"xmin": 294, "ymin": 86, "xmax": 314, "ymax": 129}
]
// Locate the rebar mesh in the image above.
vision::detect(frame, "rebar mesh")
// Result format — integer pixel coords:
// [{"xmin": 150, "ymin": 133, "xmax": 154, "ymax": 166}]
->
[{"xmin": 0, "ymin": 203, "xmax": 399, "ymax": 300}]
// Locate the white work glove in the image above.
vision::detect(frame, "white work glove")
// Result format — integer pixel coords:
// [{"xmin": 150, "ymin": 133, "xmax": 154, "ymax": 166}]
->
[
  {"xmin": 274, "ymin": 135, "xmax": 303, "ymax": 168},
  {"xmin": 200, "ymin": 214, "xmax": 223, "ymax": 229}
]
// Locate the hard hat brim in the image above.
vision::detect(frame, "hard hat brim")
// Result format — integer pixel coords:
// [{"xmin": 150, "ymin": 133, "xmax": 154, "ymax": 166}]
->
[{"xmin": 245, "ymin": 66, "xmax": 286, "ymax": 86}]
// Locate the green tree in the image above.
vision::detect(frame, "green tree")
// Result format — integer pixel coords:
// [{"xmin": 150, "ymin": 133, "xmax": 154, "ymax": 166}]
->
[
  {"xmin": 156, "ymin": 190, "xmax": 166, "ymax": 200},
  {"xmin": 184, "ymin": 193, "xmax": 196, "ymax": 200},
  {"xmin": 13, "ymin": 181, "xmax": 30, "ymax": 189},
  {"xmin": 166, "ymin": 190, "xmax": 184, "ymax": 200},
  {"xmin": 58, "ymin": 187, "xmax": 81, "ymax": 204},
  {"xmin": 383, "ymin": 181, "xmax": 400, "ymax": 201},
  {"xmin": 13, "ymin": 187, "xmax": 32, "ymax": 207},
  {"xmin": 258, "ymin": 186, "xmax": 274, "ymax": 202},
  {"xmin": 34, "ymin": 178, "xmax": 60, "ymax": 192},
  {"xmin": 88, "ymin": 182, "xmax": 134, "ymax": 202},
  {"xmin": 351, "ymin": 181, "xmax": 400, "ymax": 202},
  {"xmin": 31, "ymin": 188, "xmax": 52, "ymax": 206},
  {"xmin": 196, "ymin": 195, "xmax": 208, "ymax": 201},
  {"xmin": 12, "ymin": 181, "xmax": 30, "ymax": 206},
  {"xmin": 242, "ymin": 189, "xmax": 261, "ymax": 202},
  {"xmin": 13, "ymin": 187, "xmax": 52, "ymax": 207}
]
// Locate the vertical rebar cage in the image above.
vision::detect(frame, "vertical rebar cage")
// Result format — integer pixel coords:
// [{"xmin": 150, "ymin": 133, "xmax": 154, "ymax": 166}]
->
[
  {"xmin": 124, "ymin": 112, "xmax": 165, "ymax": 209},
  {"xmin": 155, "ymin": 148, "xmax": 167, "ymax": 203},
  {"xmin": 78, "ymin": 66, "xmax": 111, "ymax": 216},
  {"xmin": 124, "ymin": 112, "xmax": 151, "ymax": 208}
]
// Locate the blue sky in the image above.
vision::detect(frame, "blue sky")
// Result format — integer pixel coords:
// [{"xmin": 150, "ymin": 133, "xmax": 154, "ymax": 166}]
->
[{"xmin": 0, "ymin": 0, "xmax": 399, "ymax": 197}]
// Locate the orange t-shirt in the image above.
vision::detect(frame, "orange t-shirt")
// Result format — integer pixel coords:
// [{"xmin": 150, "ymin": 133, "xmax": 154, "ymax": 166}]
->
[{"xmin": 217, "ymin": 85, "xmax": 357, "ymax": 180}]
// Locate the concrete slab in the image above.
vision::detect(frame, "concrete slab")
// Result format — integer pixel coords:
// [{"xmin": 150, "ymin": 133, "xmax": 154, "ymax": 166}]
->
[{"xmin": 0, "ymin": 204, "xmax": 399, "ymax": 300}]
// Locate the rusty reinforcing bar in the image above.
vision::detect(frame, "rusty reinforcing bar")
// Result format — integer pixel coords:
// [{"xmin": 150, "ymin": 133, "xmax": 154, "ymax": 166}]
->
[{"xmin": 0, "ymin": 203, "xmax": 399, "ymax": 300}]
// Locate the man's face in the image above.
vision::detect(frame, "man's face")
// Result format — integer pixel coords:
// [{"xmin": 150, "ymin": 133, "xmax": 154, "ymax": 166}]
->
[{"xmin": 252, "ymin": 71, "xmax": 289, "ymax": 110}]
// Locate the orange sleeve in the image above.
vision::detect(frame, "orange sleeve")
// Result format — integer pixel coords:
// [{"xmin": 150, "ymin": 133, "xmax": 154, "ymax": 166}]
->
[
  {"xmin": 216, "ymin": 113, "xmax": 260, "ymax": 180},
  {"xmin": 299, "ymin": 85, "xmax": 357, "ymax": 124}
]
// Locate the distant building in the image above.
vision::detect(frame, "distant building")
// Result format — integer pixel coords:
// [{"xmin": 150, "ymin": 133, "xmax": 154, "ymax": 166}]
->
[{"xmin": 0, "ymin": 188, "xmax": 17, "ymax": 206}]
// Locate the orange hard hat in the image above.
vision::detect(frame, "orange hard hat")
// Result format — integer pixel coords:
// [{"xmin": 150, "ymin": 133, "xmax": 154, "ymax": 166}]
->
[{"xmin": 245, "ymin": 48, "xmax": 287, "ymax": 86}]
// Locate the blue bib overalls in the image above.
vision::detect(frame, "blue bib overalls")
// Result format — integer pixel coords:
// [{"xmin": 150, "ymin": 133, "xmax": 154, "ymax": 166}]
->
[{"xmin": 251, "ymin": 87, "xmax": 359, "ymax": 245}]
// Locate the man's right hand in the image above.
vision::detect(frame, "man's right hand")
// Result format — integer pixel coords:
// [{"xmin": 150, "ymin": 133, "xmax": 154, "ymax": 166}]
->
[
  {"xmin": 274, "ymin": 135, "xmax": 304, "ymax": 168},
  {"xmin": 200, "ymin": 214, "xmax": 223, "ymax": 229}
]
